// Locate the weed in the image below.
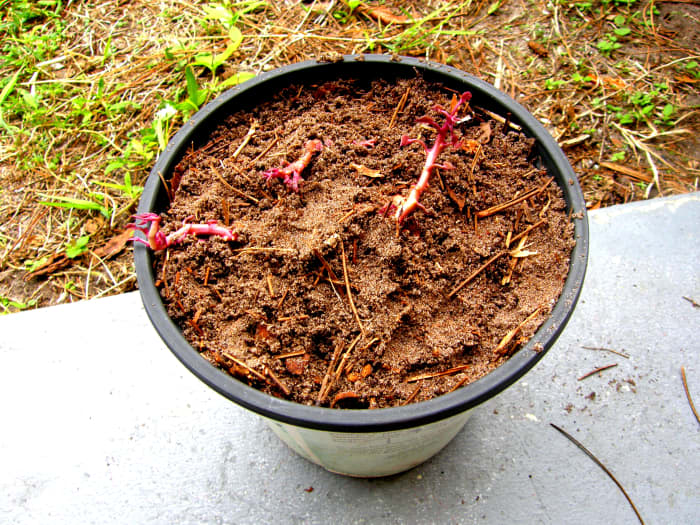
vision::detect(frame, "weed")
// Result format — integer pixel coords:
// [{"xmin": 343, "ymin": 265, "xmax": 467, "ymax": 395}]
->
[
  {"xmin": 0, "ymin": 295, "xmax": 37, "ymax": 315},
  {"xmin": 597, "ymin": 34, "xmax": 621, "ymax": 56},
  {"xmin": 39, "ymin": 196, "xmax": 111, "ymax": 220},
  {"xmin": 65, "ymin": 235, "xmax": 90, "ymax": 258},
  {"xmin": 610, "ymin": 151, "xmax": 625, "ymax": 162}
]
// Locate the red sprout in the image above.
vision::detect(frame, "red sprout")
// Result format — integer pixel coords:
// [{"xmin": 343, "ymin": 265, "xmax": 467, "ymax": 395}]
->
[
  {"xmin": 262, "ymin": 139, "xmax": 323, "ymax": 192},
  {"xmin": 352, "ymin": 138, "xmax": 377, "ymax": 148},
  {"xmin": 389, "ymin": 91, "xmax": 472, "ymax": 225},
  {"xmin": 128, "ymin": 213, "xmax": 237, "ymax": 251}
]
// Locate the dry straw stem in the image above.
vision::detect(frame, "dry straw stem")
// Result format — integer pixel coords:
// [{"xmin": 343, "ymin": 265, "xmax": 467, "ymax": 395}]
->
[
  {"xmin": 475, "ymin": 176, "xmax": 553, "ymax": 219},
  {"xmin": 494, "ymin": 307, "xmax": 541, "ymax": 355},
  {"xmin": 407, "ymin": 364, "xmax": 470, "ymax": 383},
  {"xmin": 680, "ymin": 366, "xmax": 700, "ymax": 425},
  {"xmin": 341, "ymin": 241, "xmax": 365, "ymax": 337},
  {"xmin": 577, "ymin": 363, "xmax": 618, "ymax": 381},
  {"xmin": 2, "ymin": 0, "xmax": 697, "ymax": 311},
  {"xmin": 582, "ymin": 345, "xmax": 630, "ymax": 359},
  {"xmin": 222, "ymin": 352, "xmax": 266, "ymax": 382},
  {"xmin": 402, "ymin": 382, "xmax": 422, "ymax": 405},
  {"xmin": 550, "ymin": 423, "xmax": 645, "ymax": 525}
]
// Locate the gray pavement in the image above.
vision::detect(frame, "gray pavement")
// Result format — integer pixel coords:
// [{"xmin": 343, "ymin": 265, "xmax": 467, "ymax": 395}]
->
[{"xmin": 1, "ymin": 193, "xmax": 698, "ymax": 524}]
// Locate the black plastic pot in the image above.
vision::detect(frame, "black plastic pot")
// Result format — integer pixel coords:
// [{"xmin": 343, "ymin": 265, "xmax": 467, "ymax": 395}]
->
[{"xmin": 134, "ymin": 55, "xmax": 588, "ymax": 477}]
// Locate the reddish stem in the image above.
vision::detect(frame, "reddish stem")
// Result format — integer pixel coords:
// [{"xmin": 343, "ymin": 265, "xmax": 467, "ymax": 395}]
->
[
  {"xmin": 128, "ymin": 213, "xmax": 237, "ymax": 251},
  {"xmin": 263, "ymin": 139, "xmax": 323, "ymax": 192},
  {"xmin": 392, "ymin": 92, "xmax": 472, "ymax": 225}
]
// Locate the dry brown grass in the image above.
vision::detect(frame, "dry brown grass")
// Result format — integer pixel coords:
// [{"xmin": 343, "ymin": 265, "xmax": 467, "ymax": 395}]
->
[{"xmin": 0, "ymin": 0, "xmax": 698, "ymax": 312}]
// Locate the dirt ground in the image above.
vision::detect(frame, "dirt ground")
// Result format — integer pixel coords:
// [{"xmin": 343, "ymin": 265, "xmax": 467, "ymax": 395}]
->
[{"xmin": 0, "ymin": 0, "xmax": 697, "ymax": 312}]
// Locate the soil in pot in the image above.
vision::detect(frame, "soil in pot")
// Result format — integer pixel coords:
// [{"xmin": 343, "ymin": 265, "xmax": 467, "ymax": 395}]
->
[{"xmin": 147, "ymin": 75, "xmax": 575, "ymax": 409}]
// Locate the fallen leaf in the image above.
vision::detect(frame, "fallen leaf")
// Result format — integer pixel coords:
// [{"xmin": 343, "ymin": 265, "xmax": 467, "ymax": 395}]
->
[
  {"xmin": 461, "ymin": 139, "xmax": 481, "ymax": 154},
  {"xmin": 285, "ymin": 354, "xmax": 310, "ymax": 375},
  {"xmin": 358, "ymin": 4, "xmax": 410, "ymax": 25},
  {"xmin": 255, "ymin": 323, "xmax": 271, "ymax": 340},
  {"xmin": 476, "ymin": 121, "xmax": 492, "ymax": 144},
  {"xmin": 24, "ymin": 253, "xmax": 71, "ymax": 280},
  {"xmin": 527, "ymin": 41, "xmax": 548, "ymax": 57},
  {"xmin": 675, "ymin": 74, "xmax": 699, "ymax": 84},
  {"xmin": 602, "ymin": 76, "xmax": 626, "ymax": 90},
  {"xmin": 94, "ymin": 229, "xmax": 134, "ymax": 259},
  {"xmin": 350, "ymin": 162, "xmax": 383, "ymax": 178}
]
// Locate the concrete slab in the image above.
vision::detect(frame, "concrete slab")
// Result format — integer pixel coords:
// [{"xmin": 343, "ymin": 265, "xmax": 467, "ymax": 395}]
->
[{"xmin": 1, "ymin": 193, "xmax": 698, "ymax": 524}]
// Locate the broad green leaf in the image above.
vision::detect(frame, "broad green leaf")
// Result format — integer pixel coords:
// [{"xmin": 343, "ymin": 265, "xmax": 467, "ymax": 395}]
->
[{"xmin": 217, "ymin": 72, "xmax": 256, "ymax": 90}]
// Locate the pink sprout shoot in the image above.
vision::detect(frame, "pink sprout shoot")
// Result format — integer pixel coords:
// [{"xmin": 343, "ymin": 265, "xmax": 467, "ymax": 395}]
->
[
  {"xmin": 128, "ymin": 213, "xmax": 238, "ymax": 251},
  {"xmin": 352, "ymin": 138, "xmax": 377, "ymax": 148},
  {"xmin": 387, "ymin": 91, "xmax": 472, "ymax": 225},
  {"xmin": 262, "ymin": 139, "xmax": 323, "ymax": 192}
]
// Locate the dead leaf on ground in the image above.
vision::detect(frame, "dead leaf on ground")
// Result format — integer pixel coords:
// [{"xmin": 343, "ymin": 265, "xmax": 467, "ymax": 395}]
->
[
  {"xmin": 476, "ymin": 121, "xmax": 492, "ymax": 144},
  {"xmin": 461, "ymin": 139, "xmax": 481, "ymax": 154},
  {"xmin": 357, "ymin": 4, "xmax": 410, "ymax": 25},
  {"xmin": 285, "ymin": 354, "xmax": 310, "ymax": 375},
  {"xmin": 350, "ymin": 162, "xmax": 383, "ymax": 178},
  {"xmin": 528, "ymin": 41, "xmax": 548, "ymax": 57},
  {"xmin": 94, "ymin": 229, "xmax": 133, "ymax": 259}
]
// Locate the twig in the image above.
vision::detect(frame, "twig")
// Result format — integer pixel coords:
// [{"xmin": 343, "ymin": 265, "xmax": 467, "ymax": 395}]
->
[
  {"xmin": 550, "ymin": 424, "xmax": 645, "ymax": 525},
  {"xmin": 510, "ymin": 219, "xmax": 547, "ymax": 246},
  {"xmin": 494, "ymin": 307, "xmax": 541, "ymax": 355},
  {"xmin": 681, "ymin": 366, "xmax": 700, "ymax": 425},
  {"xmin": 333, "ymin": 335, "xmax": 362, "ymax": 386},
  {"xmin": 275, "ymin": 350, "xmax": 305, "ymax": 359},
  {"xmin": 341, "ymin": 242, "xmax": 365, "ymax": 337},
  {"xmin": 313, "ymin": 249, "xmax": 342, "ymax": 285},
  {"xmin": 222, "ymin": 352, "xmax": 266, "ymax": 382},
  {"xmin": 475, "ymin": 176, "xmax": 553, "ymax": 218},
  {"xmin": 234, "ymin": 247, "xmax": 297, "ymax": 255},
  {"xmin": 402, "ymin": 383, "xmax": 422, "ymax": 405},
  {"xmin": 682, "ymin": 296, "xmax": 700, "ymax": 308},
  {"xmin": 276, "ymin": 289, "xmax": 289, "ymax": 310},
  {"xmin": 473, "ymin": 106, "xmax": 522, "ymax": 131},
  {"xmin": 213, "ymin": 165, "xmax": 260, "ymax": 203},
  {"xmin": 317, "ymin": 342, "xmax": 344, "ymax": 406},
  {"xmin": 582, "ymin": 346, "xmax": 630, "ymax": 359},
  {"xmin": 277, "ymin": 314, "xmax": 310, "ymax": 322},
  {"xmin": 578, "ymin": 363, "xmax": 618, "ymax": 381},
  {"xmin": 389, "ymin": 87, "xmax": 410, "ymax": 129},
  {"xmin": 448, "ymin": 251, "xmax": 506, "ymax": 298},
  {"xmin": 231, "ymin": 120, "xmax": 259, "ymax": 160},
  {"xmin": 264, "ymin": 365, "xmax": 290, "ymax": 396},
  {"xmin": 266, "ymin": 273, "xmax": 275, "ymax": 298},
  {"xmin": 448, "ymin": 374, "xmax": 470, "ymax": 393},
  {"xmin": 407, "ymin": 364, "xmax": 470, "ymax": 382},
  {"xmin": 247, "ymin": 134, "xmax": 278, "ymax": 169},
  {"xmin": 157, "ymin": 171, "xmax": 173, "ymax": 203},
  {"xmin": 313, "ymin": 249, "xmax": 344, "ymax": 302}
]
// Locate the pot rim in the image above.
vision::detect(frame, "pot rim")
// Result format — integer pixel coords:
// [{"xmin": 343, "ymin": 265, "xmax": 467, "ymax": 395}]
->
[{"xmin": 135, "ymin": 54, "xmax": 589, "ymax": 433}]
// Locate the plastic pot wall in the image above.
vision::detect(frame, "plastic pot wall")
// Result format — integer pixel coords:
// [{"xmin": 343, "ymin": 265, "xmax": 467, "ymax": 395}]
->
[{"xmin": 134, "ymin": 55, "xmax": 589, "ymax": 477}]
